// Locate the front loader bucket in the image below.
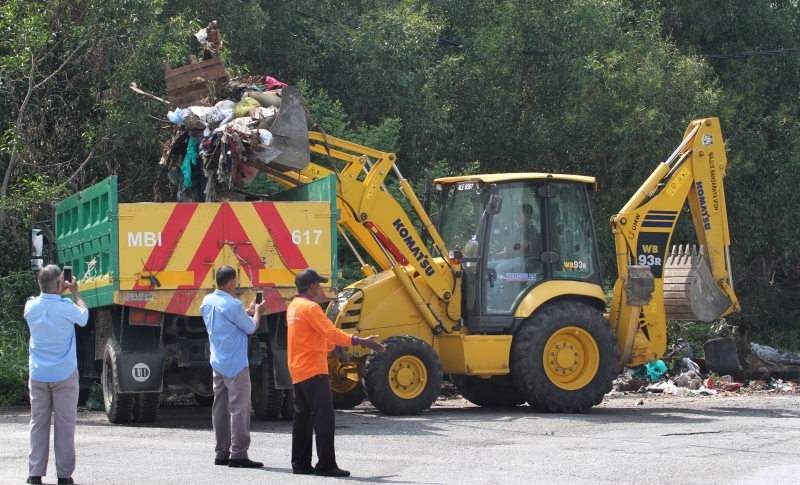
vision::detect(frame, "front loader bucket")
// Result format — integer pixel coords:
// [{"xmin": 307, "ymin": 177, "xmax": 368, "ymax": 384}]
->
[
  {"xmin": 663, "ymin": 245, "xmax": 732, "ymax": 322},
  {"xmin": 267, "ymin": 85, "xmax": 310, "ymax": 173}
]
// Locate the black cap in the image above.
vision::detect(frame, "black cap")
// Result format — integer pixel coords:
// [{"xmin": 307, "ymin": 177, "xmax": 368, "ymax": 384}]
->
[{"xmin": 295, "ymin": 268, "xmax": 328, "ymax": 289}]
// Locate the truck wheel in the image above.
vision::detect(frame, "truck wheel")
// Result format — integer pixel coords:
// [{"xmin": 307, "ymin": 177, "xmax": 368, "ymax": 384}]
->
[
  {"xmin": 452, "ymin": 375, "xmax": 526, "ymax": 408},
  {"xmin": 132, "ymin": 393, "xmax": 160, "ymax": 423},
  {"xmin": 363, "ymin": 335, "xmax": 443, "ymax": 416},
  {"xmin": 332, "ymin": 381, "xmax": 366, "ymax": 410},
  {"xmin": 102, "ymin": 338, "xmax": 134, "ymax": 424},
  {"xmin": 511, "ymin": 301, "xmax": 619, "ymax": 413},
  {"xmin": 281, "ymin": 389, "xmax": 294, "ymax": 421},
  {"xmin": 251, "ymin": 356, "xmax": 283, "ymax": 420}
]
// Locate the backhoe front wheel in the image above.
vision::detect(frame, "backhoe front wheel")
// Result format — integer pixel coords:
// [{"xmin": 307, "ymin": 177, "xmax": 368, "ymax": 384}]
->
[
  {"xmin": 364, "ymin": 335, "xmax": 442, "ymax": 416},
  {"xmin": 511, "ymin": 301, "xmax": 619, "ymax": 413}
]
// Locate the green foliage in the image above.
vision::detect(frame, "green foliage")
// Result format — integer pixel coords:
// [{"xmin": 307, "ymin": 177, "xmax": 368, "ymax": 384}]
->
[
  {"xmin": 0, "ymin": 272, "xmax": 37, "ymax": 359},
  {"xmin": 0, "ymin": 355, "xmax": 28, "ymax": 407}
]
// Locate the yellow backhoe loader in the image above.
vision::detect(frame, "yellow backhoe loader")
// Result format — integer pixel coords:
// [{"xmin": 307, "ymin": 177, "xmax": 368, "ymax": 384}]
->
[{"xmin": 266, "ymin": 96, "xmax": 739, "ymax": 414}]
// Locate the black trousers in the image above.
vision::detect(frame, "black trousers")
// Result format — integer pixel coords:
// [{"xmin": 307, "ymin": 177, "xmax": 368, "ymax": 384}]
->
[{"xmin": 292, "ymin": 374, "xmax": 338, "ymax": 471}]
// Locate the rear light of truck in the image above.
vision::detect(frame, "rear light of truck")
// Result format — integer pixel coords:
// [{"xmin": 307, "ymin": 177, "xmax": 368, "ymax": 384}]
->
[{"xmin": 129, "ymin": 309, "xmax": 163, "ymax": 326}]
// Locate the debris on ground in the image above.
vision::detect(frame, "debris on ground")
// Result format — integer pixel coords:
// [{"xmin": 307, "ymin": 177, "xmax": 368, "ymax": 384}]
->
[{"xmin": 607, "ymin": 340, "xmax": 800, "ymax": 400}]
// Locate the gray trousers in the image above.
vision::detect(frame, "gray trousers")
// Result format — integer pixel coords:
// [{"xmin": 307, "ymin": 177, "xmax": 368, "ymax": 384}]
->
[
  {"xmin": 212, "ymin": 367, "xmax": 252, "ymax": 460},
  {"xmin": 29, "ymin": 369, "xmax": 79, "ymax": 478}
]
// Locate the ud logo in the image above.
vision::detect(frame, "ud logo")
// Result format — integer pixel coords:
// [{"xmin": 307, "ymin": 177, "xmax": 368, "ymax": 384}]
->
[{"xmin": 132, "ymin": 363, "xmax": 151, "ymax": 382}]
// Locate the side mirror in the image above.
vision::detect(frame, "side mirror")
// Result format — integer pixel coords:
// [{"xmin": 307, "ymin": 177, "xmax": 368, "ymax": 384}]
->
[
  {"xmin": 30, "ymin": 259, "xmax": 44, "ymax": 271},
  {"xmin": 487, "ymin": 194, "xmax": 503, "ymax": 215},
  {"xmin": 31, "ymin": 229, "xmax": 44, "ymax": 257}
]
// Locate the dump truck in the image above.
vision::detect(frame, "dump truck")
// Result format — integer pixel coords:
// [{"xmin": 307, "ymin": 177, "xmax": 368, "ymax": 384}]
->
[
  {"xmin": 258, "ymin": 116, "xmax": 741, "ymax": 414},
  {"xmin": 30, "ymin": 174, "xmax": 339, "ymax": 423}
]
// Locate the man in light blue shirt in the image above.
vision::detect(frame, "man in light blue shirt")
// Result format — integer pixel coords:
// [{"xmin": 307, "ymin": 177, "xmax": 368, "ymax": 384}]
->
[
  {"xmin": 200, "ymin": 265, "xmax": 268, "ymax": 469},
  {"xmin": 24, "ymin": 264, "xmax": 88, "ymax": 485}
]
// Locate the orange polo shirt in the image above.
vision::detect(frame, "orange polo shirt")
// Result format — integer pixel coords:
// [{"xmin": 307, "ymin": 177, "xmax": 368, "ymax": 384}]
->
[{"xmin": 287, "ymin": 295, "xmax": 354, "ymax": 384}]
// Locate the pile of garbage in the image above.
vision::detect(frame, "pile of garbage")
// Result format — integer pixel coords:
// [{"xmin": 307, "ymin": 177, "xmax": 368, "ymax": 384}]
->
[
  {"xmin": 607, "ymin": 338, "xmax": 799, "ymax": 399},
  {"xmin": 157, "ymin": 23, "xmax": 311, "ymax": 203}
]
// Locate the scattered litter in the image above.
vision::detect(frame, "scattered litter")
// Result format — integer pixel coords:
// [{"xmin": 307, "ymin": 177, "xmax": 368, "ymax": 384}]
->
[
  {"xmin": 750, "ymin": 343, "xmax": 800, "ymax": 365},
  {"xmin": 85, "ymin": 398, "xmax": 104, "ymax": 411}
]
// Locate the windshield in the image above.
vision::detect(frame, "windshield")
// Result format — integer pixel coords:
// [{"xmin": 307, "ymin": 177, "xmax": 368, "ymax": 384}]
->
[{"xmin": 437, "ymin": 181, "xmax": 487, "ymax": 256}]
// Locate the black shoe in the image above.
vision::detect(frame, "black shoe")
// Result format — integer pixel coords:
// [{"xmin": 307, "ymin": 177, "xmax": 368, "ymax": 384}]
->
[
  {"xmin": 58, "ymin": 479, "xmax": 74, "ymax": 485},
  {"xmin": 228, "ymin": 458, "xmax": 264, "ymax": 468},
  {"xmin": 293, "ymin": 467, "xmax": 315, "ymax": 475},
  {"xmin": 214, "ymin": 459, "xmax": 229, "ymax": 466},
  {"xmin": 26, "ymin": 478, "xmax": 42, "ymax": 485},
  {"xmin": 316, "ymin": 467, "xmax": 351, "ymax": 477}
]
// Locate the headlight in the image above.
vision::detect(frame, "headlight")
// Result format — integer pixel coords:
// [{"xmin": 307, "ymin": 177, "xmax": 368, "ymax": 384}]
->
[{"xmin": 325, "ymin": 288, "xmax": 360, "ymax": 323}]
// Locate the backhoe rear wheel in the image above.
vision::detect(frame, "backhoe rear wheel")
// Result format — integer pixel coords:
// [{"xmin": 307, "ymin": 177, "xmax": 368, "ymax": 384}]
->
[
  {"xmin": 363, "ymin": 335, "xmax": 442, "ymax": 416},
  {"xmin": 452, "ymin": 375, "xmax": 526, "ymax": 408},
  {"xmin": 511, "ymin": 301, "xmax": 619, "ymax": 413}
]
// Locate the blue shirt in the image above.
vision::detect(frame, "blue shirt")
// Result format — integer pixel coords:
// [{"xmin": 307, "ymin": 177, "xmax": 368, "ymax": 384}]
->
[
  {"xmin": 24, "ymin": 293, "xmax": 89, "ymax": 382},
  {"xmin": 200, "ymin": 289, "xmax": 257, "ymax": 377}
]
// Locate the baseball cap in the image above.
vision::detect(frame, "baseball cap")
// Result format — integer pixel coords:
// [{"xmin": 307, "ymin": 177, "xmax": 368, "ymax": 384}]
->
[{"xmin": 295, "ymin": 268, "xmax": 329, "ymax": 288}]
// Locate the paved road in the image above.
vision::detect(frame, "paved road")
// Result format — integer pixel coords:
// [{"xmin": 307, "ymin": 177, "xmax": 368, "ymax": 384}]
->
[{"xmin": 1, "ymin": 394, "xmax": 799, "ymax": 485}]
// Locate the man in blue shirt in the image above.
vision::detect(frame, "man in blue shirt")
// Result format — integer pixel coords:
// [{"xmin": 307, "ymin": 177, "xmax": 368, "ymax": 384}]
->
[
  {"xmin": 24, "ymin": 264, "xmax": 89, "ymax": 485},
  {"xmin": 200, "ymin": 266, "xmax": 268, "ymax": 469}
]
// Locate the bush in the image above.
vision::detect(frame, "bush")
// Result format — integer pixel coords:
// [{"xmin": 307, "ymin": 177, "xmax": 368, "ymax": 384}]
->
[{"xmin": 0, "ymin": 354, "xmax": 28, "ymax": 406}]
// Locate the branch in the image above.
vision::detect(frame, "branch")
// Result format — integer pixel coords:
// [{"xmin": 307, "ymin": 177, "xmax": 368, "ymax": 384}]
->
[
  {"xmin": 60, "ymin": 144, "xmax": 100, "ymax": 188},
  {"xmin": 130, "ymin": 82, "xmax": 170, "ymax": 106},
  {"xmin": 32, "ymin": 40, "xmax": 88, "ymax": 90}
]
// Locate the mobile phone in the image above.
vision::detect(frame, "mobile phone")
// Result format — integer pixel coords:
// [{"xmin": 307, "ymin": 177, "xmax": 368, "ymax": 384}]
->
[
  {"xmin": 63, "ymin": 266, "xmax": 72, "ymax": 283},
  {"xmin": 255, "ymin": 291, "xmax": 263, "ymax": 304}
]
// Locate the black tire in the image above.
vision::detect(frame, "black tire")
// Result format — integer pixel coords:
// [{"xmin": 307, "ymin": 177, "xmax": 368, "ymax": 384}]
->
[
  {"xmin": 194, "ymin": 393, "xmax": 214, "ymax": 407},
  {"xmin": 452, "ymin": 375, "xmax": 526, "ymax": 408},
  {"xmin": 281, "ymin": 389, "xmax": 294, "ymax": 421},
  {"xmin": 332, "ymin": 381, "xmax": 366, "ymax": 410},
  {"xmin": 703, "ymin": 337, "xmax": 740, "ymax": 376},
  {"xmin": 511, "ymin": 301, "xmax": 619, "ymax": 414},
  {"xmin": 251, "ymin": 356, "xmax": 283, "ymax": 420},
  {"xmin": 363, "ymin": 335, "xmax": 443, "ymax": 416},
  {"xmin": 132, "ymin": 393, "xmax": 160, "ymax": 423},
  {"xmin": 102, "ymin": 338, "xmax": 134, "ymax": 424}
]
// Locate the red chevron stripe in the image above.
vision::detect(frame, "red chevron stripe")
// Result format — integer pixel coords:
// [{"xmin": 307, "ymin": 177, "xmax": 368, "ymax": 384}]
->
[
  {"xmin": 252, "ymin": 203, "xmax": 308, "ymax": 269},
  {"xmin": 132, "ymin": 204, "xmax": 198, "ymax": 291}
]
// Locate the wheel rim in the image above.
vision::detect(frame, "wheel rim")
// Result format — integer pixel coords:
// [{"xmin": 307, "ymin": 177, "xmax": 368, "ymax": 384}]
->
[
  {"xmin": 543, "ymin": 326, "xmax": 600, "ymax": 390},
  {"xmin": 388, "ymin": 355, "xmax": 427, "ymax": 399},
  {"xmin": 328, "ymin": 358, "xmax": 359, "ymax": 394}
]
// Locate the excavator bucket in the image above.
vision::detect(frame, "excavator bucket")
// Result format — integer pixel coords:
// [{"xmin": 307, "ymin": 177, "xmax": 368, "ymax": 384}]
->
[
  {"xmin": 266, "ymin": 85, "xmax": 311, "ymax": 173},
  {"xmin": 663, "ymin": 245, "xmax": 732, "ymax": 322}
]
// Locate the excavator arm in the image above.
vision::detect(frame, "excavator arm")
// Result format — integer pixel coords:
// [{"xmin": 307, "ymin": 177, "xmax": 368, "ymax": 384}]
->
[
  {"xmin": 609, "ymin": 118, "xmax": 741, "ymax": 368},
  {"xmin": 266, "ymin": 128, "xmax": 457, "ymax": 333}
]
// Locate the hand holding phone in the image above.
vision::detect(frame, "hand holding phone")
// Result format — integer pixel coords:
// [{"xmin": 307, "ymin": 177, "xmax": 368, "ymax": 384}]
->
[
  {"xmin": 255, "ymin": 291, "xmax": 263, "ymax": 304},
  {"xmin": 63, "ymin": 266, "xmax": 72, "ymax": 283}
]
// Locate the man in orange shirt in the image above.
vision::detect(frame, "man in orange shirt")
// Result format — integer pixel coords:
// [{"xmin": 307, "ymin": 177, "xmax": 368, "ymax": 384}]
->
[{"xmin": 287, "ymin": 268, "xmax": 385, "ymax": 477}]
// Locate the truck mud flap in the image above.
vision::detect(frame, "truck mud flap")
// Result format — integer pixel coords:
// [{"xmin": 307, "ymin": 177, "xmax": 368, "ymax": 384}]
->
[
  {"xmin": 115, "ymin": 350, "xmax": 166, "ymax": 393},
  {"xmin": 664, "ymin": 245, "xmax": 732, "ymax": 322},
  {"xmin": 267, "ymin": 317, "xmax": 293, "ymax": 390}
]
